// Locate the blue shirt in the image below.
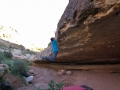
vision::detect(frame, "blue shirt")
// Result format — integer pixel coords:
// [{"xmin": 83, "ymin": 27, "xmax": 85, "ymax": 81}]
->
[{"xmin": 51, "ymin": 39, "xmax": 59, "ymax": 52}]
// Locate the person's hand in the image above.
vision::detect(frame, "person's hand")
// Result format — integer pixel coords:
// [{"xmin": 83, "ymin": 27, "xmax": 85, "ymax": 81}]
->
[{"xmin": 54, "ymin": 30, "xmax": 58, "ymax": 40}]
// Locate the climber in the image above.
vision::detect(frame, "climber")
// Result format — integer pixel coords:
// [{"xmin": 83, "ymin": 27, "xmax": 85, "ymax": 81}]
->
[{"xmin": 40, "ymin": 30, "xmax": 59, "ymax": 61}]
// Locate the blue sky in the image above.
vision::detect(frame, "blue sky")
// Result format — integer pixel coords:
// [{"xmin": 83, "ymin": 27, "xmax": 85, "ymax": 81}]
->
[{"xmin": 0, "ymin": 0, "xmax": 68, "ymax": 48}]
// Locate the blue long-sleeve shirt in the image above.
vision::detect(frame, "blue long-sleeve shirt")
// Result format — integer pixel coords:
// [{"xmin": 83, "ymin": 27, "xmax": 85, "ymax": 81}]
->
[{"xmin": 51, "ymin": 39, "xmax": 58, "ymax": 52}]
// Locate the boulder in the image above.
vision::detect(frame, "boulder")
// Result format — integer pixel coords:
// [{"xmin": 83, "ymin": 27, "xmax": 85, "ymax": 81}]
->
[
  {"xmin": 0, "ymin": 64, "xmax": 9, "ymax": 78},
  {"xmin": 35, "ymin": 0, "xmax": 120, "ymax": 74},
  {"xmin": 24, "ymin": 76, "xmax": 34, "ymax": 84},
  {"xmin": 34, "ymin": 0, "xmax": 120, "ymax": 65},
  {"xmin": 66, "ymin": 70, "xmax": 72, "ymax": 75},
  {"xmin": 56, "ymin": 0, "xmax": 120, "ymax": 64}
]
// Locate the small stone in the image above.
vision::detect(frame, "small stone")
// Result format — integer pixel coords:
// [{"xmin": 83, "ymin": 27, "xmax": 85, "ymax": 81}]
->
[
  {"xmin": 60, "ymin": 70, "xmax": 66, "ymax": 74},
  {"xmin": 29, "ymin": 70, "xmax": 34, "ymax": 74},
  {"xmin": 112, "ymin": 46, "xmax": 115, "ymax": 47},
  {"xmin": 57, "ymin": 71, "xmax": 63, "ymax": 76},
  {"xmin": 25, "ymin": 76, "xmax": 34, "ymax": 84},
  {"xmin": 60, "ymin": 79, "xmax": 65, "ymax": 82},
  {"xmin": 66, "ymin": 70, "xmax": 72, "ymax": 75}
]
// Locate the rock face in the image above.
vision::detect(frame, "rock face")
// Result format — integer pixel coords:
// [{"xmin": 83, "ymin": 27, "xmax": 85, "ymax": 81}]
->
[
  {"xmin": 34, "ymin": 0, "xmax": 120, "ymax": 64},
  {"xmin": 55, "ymin": 0, "xmax": 120, "ymax": 64}
]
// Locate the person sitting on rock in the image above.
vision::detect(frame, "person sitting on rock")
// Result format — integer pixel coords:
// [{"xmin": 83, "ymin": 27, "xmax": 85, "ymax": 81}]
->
[{"xmin": 40, "ymin": 30, "xmax": 59, "ymax": 61}]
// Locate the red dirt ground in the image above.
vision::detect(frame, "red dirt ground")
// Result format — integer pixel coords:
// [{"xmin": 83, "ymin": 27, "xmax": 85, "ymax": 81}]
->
[{"xmin": 4, "ymin": 66, "xmax": 120, "ymax": 90}]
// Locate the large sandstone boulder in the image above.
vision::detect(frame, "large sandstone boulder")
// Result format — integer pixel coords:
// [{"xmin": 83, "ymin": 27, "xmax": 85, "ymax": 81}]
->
[
  {"xmin": 57, "ymin": 0, "xmax": 120, "ymax": 64},
  {"xmin": 34, "ymin": 0, "xmax": 120, "ymax": 64}
]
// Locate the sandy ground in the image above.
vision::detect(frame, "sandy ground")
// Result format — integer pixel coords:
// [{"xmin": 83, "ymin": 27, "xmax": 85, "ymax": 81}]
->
[{"xmin": 5, "ymin": 66, "xmax": 120, "ymax": 90}]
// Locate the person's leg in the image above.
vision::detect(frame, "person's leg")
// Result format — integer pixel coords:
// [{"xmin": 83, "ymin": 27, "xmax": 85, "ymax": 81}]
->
[
  {"xmin": 52, "ymin": 51, "xmax": 58, "ymax": 60},
  {"xmin": 44, "ymin": 52, "xmax": 58, "ymax": 61},
  {"xmin": 44, "ymin": 56, "xmax": 52, "ymax": 61}
]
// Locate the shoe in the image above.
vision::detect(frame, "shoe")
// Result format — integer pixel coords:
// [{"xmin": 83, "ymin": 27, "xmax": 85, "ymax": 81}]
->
[{"xmin": 40, "ymin": 56, "xmax": 45, "ymax": 59}]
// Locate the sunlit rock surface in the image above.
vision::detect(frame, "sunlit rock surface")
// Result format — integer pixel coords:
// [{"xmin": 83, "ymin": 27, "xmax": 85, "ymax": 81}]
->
[{"xmin": 34, "ymin": 0, "xmax": 120, "ymax": 64}]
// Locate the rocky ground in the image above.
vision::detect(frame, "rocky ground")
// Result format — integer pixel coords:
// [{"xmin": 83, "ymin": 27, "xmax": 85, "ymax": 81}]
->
[{"xmin": 4, "ymin": 65, "xmax": 120, "ymax": 90}]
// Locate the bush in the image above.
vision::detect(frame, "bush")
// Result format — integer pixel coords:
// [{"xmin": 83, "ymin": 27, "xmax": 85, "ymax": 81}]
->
[
  {"xmin": 3, "ymin": 51, "xmax": 13, "ymax": 59},
  {"xmin": 10, "ymin": 60, "xmax": 29, "ymax": 77},
  {"xmin": 34, "ymin": 79, "xmax": 64, "ymax": 90},
  {"xmin": 48, "ymin": 79, "xmax": 64, "ymax": 90},
  {"xmin": 27, "ymin": 60, "xmax": 33, "ymax": 66},
  {"xmin": 0, "ymin": 52, "xmax": 13, "ymax": 64},
  {"xmin": 0, "ymin": 52, "xmax": 5, "ymax": 59}
]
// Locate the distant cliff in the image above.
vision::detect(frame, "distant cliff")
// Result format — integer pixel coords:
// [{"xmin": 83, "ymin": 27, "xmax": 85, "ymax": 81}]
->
[
  {"xmin": 0, "ymin": 26, "xmax": 25, "ymax": 50},
  {"xmin": 0, "ymin": 26, "xmax": 39, "ymax": 51},
  {"xmin": 0, "ymin": 26, "xmax": 19, "ymax": 43}
]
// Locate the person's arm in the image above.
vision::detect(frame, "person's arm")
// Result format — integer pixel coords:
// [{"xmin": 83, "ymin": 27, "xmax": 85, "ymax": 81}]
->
[{"xmin": 54, "ymin": 30, "xmax": 58, "ymax": 40}]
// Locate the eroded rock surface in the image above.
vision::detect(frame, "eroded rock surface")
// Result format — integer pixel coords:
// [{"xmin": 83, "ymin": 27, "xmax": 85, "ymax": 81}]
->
[
  {"xmin": 34, "ymin": 0, "xmax": 120, "ymax": 64},
  {"xmin": 56, "ymin": 0, "xmax": 120, "ymax": 64}
]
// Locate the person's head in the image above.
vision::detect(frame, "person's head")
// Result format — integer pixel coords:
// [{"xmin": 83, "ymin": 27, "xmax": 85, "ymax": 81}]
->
[{"xmin": 50, "ymin": 37, "xmax": 54, "ymax": 41}]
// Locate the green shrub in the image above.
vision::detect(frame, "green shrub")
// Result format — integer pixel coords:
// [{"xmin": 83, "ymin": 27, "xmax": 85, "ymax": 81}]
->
[
  {"xmin": 48, "ymin": 79, "xmax": 64, "ymax": 90},
  {"xmin": 3, "ymin": 51, "xmax": 13, "ymax": 59},
  {"xmin": 34, "ymin": 79, "xmax": 64, "ymax": 90},
  {"xmin": 0, "ymin": 52, "xmax": 12, "ymax": 64},
  {"xmin": 0, "ymin": 52, "xmax": 5, "ymax": 59},
  {"xmin": 10, "ymin": 60, "xmax": 29, "ymax": 76},
  {"xmin": 27, "ymin": 60, "xmax": 33, "ymax": 66}
]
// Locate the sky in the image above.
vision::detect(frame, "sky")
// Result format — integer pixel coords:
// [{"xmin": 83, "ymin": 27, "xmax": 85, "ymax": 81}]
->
[{"xmin": 0, "ymin": 0, "xmax": 68, "ymax": 48}]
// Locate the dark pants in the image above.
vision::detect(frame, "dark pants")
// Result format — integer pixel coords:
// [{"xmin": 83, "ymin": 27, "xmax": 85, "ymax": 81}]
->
[{"xmin": 44, "ymin": 51, "xmax": 58, "ymax": 61}]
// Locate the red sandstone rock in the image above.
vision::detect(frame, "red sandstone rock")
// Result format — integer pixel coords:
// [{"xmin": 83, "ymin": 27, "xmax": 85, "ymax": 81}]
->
[{"xmin": 34, "ymin": 0, "xmax": 120, "ymax": 64}]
